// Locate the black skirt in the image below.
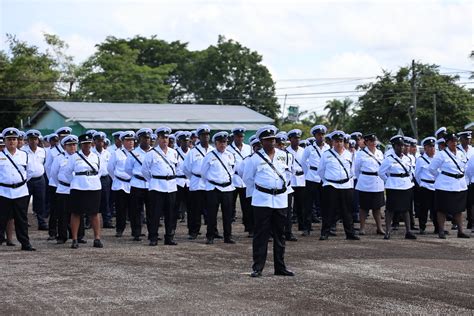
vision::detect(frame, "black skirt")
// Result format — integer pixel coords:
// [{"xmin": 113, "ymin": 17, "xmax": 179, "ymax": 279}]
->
[
  {"xmin": 435, "ymin": 189, "xmax": 468, "ymax": 215},
  {"xmin": 467, "ymin": 183, "xmax": 474, "ymax": 208},
  {"xmin": 70, "ymin": 189, "xmax": 101, "ymax": 215},
  {"xmin": 386, "ymin": 188, "xmax": 413, "ymax": 213},
  {"xmin": 418, "ymin": 187, "xmax": 435, "ymax": 211},
  {"xmin": 357, "ymin": 191, "xmax": 385, "ymax": 210}
]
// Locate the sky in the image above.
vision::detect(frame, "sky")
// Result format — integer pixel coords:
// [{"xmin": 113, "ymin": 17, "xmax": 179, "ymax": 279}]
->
[{"xmin": 1, "ymin": 0, "xmax": 472, "ymax": 116}]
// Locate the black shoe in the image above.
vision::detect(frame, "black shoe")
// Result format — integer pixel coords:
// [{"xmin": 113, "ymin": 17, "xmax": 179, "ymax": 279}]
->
[
  {"xmin": 21, "ymin": 244, "xmax": 36, "ymax": 251},
  {"xmin": 405, "ymin": 232, "xmax": 417, "ymax": 240},
  {"xmin": 188, "ymin": 234, "xmax": 197, "ymax": 240},
  {"xmin": 164, "ymin": 239, "xmax": 178, "ymax": 245},
  {"xmin": 451, "ymin": 224, "xmax": 458, "ymax": 230},
  {"xmin": 312, "ymin": 217, "xmax": 321, "ymax": 223},
  {"xmin": 250, "ymin": 270, "xmax": 262, "ymax": 278},
  {"xmin": 274, "ymin": 269, "xmax": 295, "ymax": 276},
  {"xmin": 179, "ymin": 218, "xmax": 185, "ymax": 223},
  {"xmin": 93, "ymin": 239, "xmax": 103, "ymax": 248},
  {"xmin": 103, "ymin": 223, "xmax": 115, "ymax": 229},
  {"xmin": 132, "ymin": 236, "xmax": 142, "ymax": 241},
  {"xmin": 56, "ymin": 239, "xmax": 66, "ymax": 244},
  {"xmin": 71, "ymin": 240, "xmax": 79, "ymax": 249},
  {"xmin": 319, "ymin": 235, "xmax": 328, "ymax": 240},
  {"xmin": 418, "ymin": 229, "xmax": 426, "ymax": 235},
  {"xmin": 115, "ymin": 231, "xmax": 123, "ymax": 238},
  {"xmin": 38, "ymin": 226, "xmax": 49, "ymax": 231},
  {"xmin": 301, "ymin": 230, "xmax": 310, "ymax": 237},
  {"xmin": 78, "ymin": 239, "xmax": 87, "ymax": 244},
  {"xmin": 457, "ymin": 232, "xmax": 470, "ymax": 239},
  {"xmin": 140, "ymin": 233, "xmax": 146, "ymax": 237},
  {"xmin": 411, "ymin": 225, "xmax": 418, "ymax": 231},
  {"xmin": 214, "ymin": 234, "xmax": 223, "ymax": 239},
  {"xmin": 384, "ymin": 232, "xmax": 391, "ymax": 240},
  {"xmin": 47, "ymin": 236, "xmax": 56, "ymax": 241},
  {"xmin": 329, "ymin": 231, "xmax": 337, "ymax": 236},
  {"xmin": 285, "ymin": 235, "xmax": 298, "ymax": 242},
  {"xmin": 6, "ymin": 240, "xmax": 16, "ymax": 246},
  {"xmin": 346, "ymin": 234, "xmax": 360, "ymax": 240},
  {"xmin": 206, "ymin": 238, "xmax": 214, "ymax": 245},
  {"xmin": 438, "ymin": 232, "xmax": 446, "ymax": 239},
  {"xmin": 149, "ymin": 240, "xmax": 158, "ymax": 246},
  {"xmin": 224, "ymin": 238, "xmax": 236, "ymax": 244},
  {"xmin": 376, "ymin": 230, "xmax": 386, "ymax": 235},
  {"xmin": 392, "ymin": 224, "xmax": 399, "ymax": 231}
]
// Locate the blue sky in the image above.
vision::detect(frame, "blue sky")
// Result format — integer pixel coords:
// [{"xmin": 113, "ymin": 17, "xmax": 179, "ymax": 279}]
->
[{"xmin": 1, "ymin": 0, "xmax": 472, "ymax": 115}]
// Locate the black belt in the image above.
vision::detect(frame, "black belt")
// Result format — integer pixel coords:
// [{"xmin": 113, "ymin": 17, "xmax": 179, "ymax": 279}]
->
[
  {"xmin": 152, "ymin": 175, "xmax": 176, "ymax": 180},
  {"xmin": 29, "ymin": 175, "xmax": 44, "ymax": 181},
  {"xmin": 76, "ymin": 171, "xmax": 98, "ymax": 176},
  {"xmin": 421, "ymin": 179, "xmax": 435, "ymax": 184},
  {"xmin": 389, "ymin": 173, "xmax": 409, "ymax": 178},
  {"xmin": 0, "ymin": 180, "xmax": 27, "ymax": 189},
  {"xmin": 441, "ymin": 171, "xmax": 464, "ymax": 179},
  {"xmin": 58, "ymin": 180, "xmax": 70, "ymax": 187},
  {"xmin": 192, "ymin": 173, "xmax": 201, "ymax": 178},
  {"xmin": 100, "ymin": 175, "xmax": 109, "ymax": 179},
  {"xmin": 309, "ymin": 166, "xmax": 318, "ymax": 171},
  {"xmin": 209, "ymin": 180, "xmax": 232, "ymax": 187},
  {"xmin": 134, "ymin": 175, "xmax": 146, "ymax": 181},
  {"xmin": 255, "ymin": 184, "xmax": 286, "ymax": 195},
  {"xmin": 361, "ymin": 171, "xmax": 378, "ymax": 176},
  {"xmin": 325, "ymin": 178, "xmax": 350, "ymax": 184},
  {"xmin": 176, "ymin": 175, "xmax": 187, "ymax": 179},
  {"xmin": 116, "ymin": 176, "xmax": 131, "ymax": 183},
  {"xmin": 295, "ymin": 171, "xmax": 304, "ymax": 176}
]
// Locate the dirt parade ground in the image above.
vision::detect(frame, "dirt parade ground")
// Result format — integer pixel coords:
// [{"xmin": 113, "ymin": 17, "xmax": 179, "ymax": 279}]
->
[{"xmin": 1, "ymin": 208, "xmax": 473, "ymax": 315}]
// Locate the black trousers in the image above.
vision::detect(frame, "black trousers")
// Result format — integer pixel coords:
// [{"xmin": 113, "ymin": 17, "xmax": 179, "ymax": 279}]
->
[
  {"xmin": 188, "ymin": 190, "xmax": 205, "ymax": 236},
  {"xmin": 232, "ymin": 187, "xmax": 246, "ymax": 220},
  {"xmin": 321, "ymin": 186, "xmax": 355, "ymax": 237},
  {"xmin": 114, "ymin": 189, "xmax": 131, "ymax": 233},
  {"xmin": 252, "ymin": 206, "xmax": 287, "ymax": 273},
  {"xmin": 27, "ymin": 175, "xmax": 47, "ymax": 227},
  {"xmin": 289, "ymin": 186, "xmax": 305, "ymax": 232},
  {"xmin": 242, "ymin": 196, "xmax": 254, "ymax": 233},
  {"xmin": 99, "ymin": 176, "xmax": 112, "ymax": 225},
  {"xmin": 130, "ymin": 187, "xmax": 151, "ymax": 238},
  {"xmin": 0, "ymin": 195, "xmax": 31, "ymax": 247},
  {"xmin": 352, "ymin": 179, "xmax": 360, "ymax": 220},
  {"xmin": 418, "ymin": 187, "xmax": 435, "ymax": 231},
  {"xmin": 175, "ymin": 185, "xmax": 191, "ymax": 219},
  {"xmin": 47, "ymin": 186, "xmax": 58, "ymax": 237},
  {"xmin": 56, "ymin": 193, "xmax": 85, "ymax": 241},
  {"xmin": 149, "ymin": 191, "xmax": 177, "ymax": 242},
  {"xmin": 304, "ymin": 180, "xmax": 322, "ymax": 231},
  {"xmin": 206, "ymin": 189, "xmax": 233, "ymax": 239},
  {"xmin": 285, "ymin": 193, "xmax": 294, "ymax": 237}
]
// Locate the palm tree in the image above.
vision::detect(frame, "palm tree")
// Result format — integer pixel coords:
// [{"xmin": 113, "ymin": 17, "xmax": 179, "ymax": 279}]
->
[{"xmin": 324, "ymin": 98, "xmax": 353, "ymax": 130}]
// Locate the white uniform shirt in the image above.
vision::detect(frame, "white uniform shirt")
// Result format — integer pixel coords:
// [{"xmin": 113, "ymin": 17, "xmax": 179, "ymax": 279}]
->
[
  {"xmin": 243, "ymin": 148, "xmax": 290, "ymax": 209},
  {"xmin": 108, "ymin": 148, "xmax": 131, "ymax": 193},
  {"xmin": 92, "ymin": 147, "xmax": 111, "ymax": 177},
  {"xmin": 407, "ymin": 153, "xmax": 417, "ymax": 179},
  {"xmin": 45, "ymin": 145, "xmax": 65, "ymax": 182},
  {"xmin": 458, "ymin": 144, "xmax": 474, "ymax": 160},
  {"xmin": 354, "ymin": 147, "xmax": 384, "ymax": 192},
  {"xmin": 227, "ymin": 142, "xmax": 251, "ymax": 188},
  {"xmin": 125, "ymin": 147, "xmax": 150, "ymax": 189},
  {"xmin": 201, "ymin": 149, "xmax": 235, "ymax": 192},
  {"xmin": 22, "ymin": 145, "xmax": 46, "ymax": 178},
  {"xmin": 415, "ymin": 153, "xmax": 436, "ymax": 191},
  {"xmin": 63, "ymin": 150, "xmax": 102, "ymax": 191},
  {"xmin": 0, "ymin": 149, "xmax": 32, "ymax": 199},
  {"xmin": 465, "ymin": 157, "xmax": 474, "ymax": 184},
  {"xmin": 142, "ymin": 146, "xmax": 178, "ymax": 193},
  {"xmin": 286, "ymin": 146, "xmax": 305, "ymax": 187},
  {"xmin": 302, "ymin": 142, "xmax": 330, "ymax": 183},
  {"xmin": 182, "ymin": 143, "xmax": 214, "ymax": 191},
  {"xmin": 176, "ymin": 147, "xmax": 190, "ymax": 188},
  {"xmin": 318, "ymin": 148, "xmax": 354, "ymax": 189},
  {"xmin": 428, "ymin": 148, "xmax": 467, "ymax": 192},
  {"xmin": 50, "ymin": 152, "xmax": 73, "ymax": 194},
  {"xmin": 378, "ymin": 154, "xmax": 414, "ymax": 190},
  {"xmin": 237, "ymin": 155, "xmax": 254, "ymax": 198}
]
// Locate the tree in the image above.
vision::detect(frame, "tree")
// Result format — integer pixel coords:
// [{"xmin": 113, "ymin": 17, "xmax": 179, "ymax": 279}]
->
[
  {"xmin": 324, "ymin": 98, "xmax": 354, "ymax": 130},
  {"xmin": 350, "ymin": 62, "xmax": 474, "ymax": 141}
]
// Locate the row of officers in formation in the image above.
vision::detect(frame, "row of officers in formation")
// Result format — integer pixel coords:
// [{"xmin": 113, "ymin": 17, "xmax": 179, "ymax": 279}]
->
[{"xmin": 0, "ymin": 123, "xmax": 473, "ymax": 277}]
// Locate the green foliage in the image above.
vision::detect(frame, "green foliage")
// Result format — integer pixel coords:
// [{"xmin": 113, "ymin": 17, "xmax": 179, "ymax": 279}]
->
[{"xmin": 324, "ymin": 98, "xmax": 354, "ymax": 130}]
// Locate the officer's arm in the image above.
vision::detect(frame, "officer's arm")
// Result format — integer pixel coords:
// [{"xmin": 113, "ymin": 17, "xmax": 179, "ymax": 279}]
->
[
  {"xmin": 427, "ymin": 152, "xmax": 442, "ymax": 176},
  {"xmin": 124, "ymin": 154, "xmax": 133, "ymax": 176},
  {"xmin": 377, "ymin": 158, "xmax": 390, "ymax": 182},
  {"xmin": 25, "ymin": 152, "xmax": 34, "ymax": 181},
  {"xmin": 466, "ymin": 158, "xmax": 474, "ymax": 180},
  {"xmin": 414, "ymin": 158, "xmax": 423, "ymax": 184},
  {"xmin": 44, "ymin": 149, "xmax": 53, "ymax": 178},
  {"xmin": 353, "ymin": 152, "xmax": 362, "ymax": 178},
  {"xmin": 141, "ymin": 152, "xmax": 152, "ymax": 181},
  {"xmin": 107, "ymin": 152, "xmax": 116, "ymax": 178},
  {"xmin": 63, "ymin": 154, "xmax": 75, "ymax": 183},
  {"xmin": 301, "ymin": 147, "xmax": 309, "ymax": 174},
  {"xmin": 242, "ymin": 155, "xmax": 256, "ymax": 189},
  {"xmin": 50, "ymin": 156, "xmax": 60, "ymax": 185},
  {"xmin": 317, "ymin": 153, "xmax": 326, "ymax": 180},
  {"xmin": 200, "ymin": 154, "xmax": 210, "ymax": 181},
  {"xmin": 182, "ymin": 151, "xmax": 192, "ymax": 178}
]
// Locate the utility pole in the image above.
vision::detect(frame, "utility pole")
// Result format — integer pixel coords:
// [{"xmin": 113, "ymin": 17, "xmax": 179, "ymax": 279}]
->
[
  {"xmin": 433, "ymin": 94, "xmax": 437, "ymax": 133},
  {"xmin": 411, "ymin": 60, "xmax": 418, "ymax": 140},
  {"xmin": 281, "ymin": 94, "xmax": 288, "ymax": 121}
]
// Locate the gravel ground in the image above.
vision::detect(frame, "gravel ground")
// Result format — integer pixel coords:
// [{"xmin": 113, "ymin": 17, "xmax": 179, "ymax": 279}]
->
[{"xmin": 1, "ymin": 209, "xmax": 473, "ymax": 315}]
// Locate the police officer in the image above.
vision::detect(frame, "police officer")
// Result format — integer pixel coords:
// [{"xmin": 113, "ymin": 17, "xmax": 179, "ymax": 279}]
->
[
  {"xmin": 201, "ymin": 131, "xmax": 236, "ymax": 244},
  {"xmin": 175, "ymin": 131, "xmax": 191, "ymax": 223},
  {"xmin": 64, "ymin": 133, "xmax": 103, "ymax": 249},
  {"xmin": 243, "ymin": 125, "xmax": 294, "ymax": 277},
  {"xmin": 379, "ymin": 135, "xmax": 417, "ymax": 240},
  {"xmin": 50, "ymin": 135, "xmax": 80, "ymax": 243},
  {"xmin": 415, "ymin": 137, "xmax": 437, "ymax": 235},
  {"xmin": 182, "ymin": 125, "xmax": 215, "ymax": 240},
  {"xmin": 353, "ymin": 133, "xmax": 385, "ymax": 235},
  {"xmin": 466, "ymin": 149, "xmax": 474, "ymax": 233},
  {"xmin": 301, "ymin": 125, "xmax": 330, "ymax": 236},
  {"xmin": 428, "ymin": 132, "xmax": 470, "ymax": 239},
  {"xmin": 23, "ymin": 129, "xmax": 48, "ymax": 231},
  {"xmin": 108, "ymin": 131, "xmax": 135, "ymax": 238},
  {"xmin": 92, "ymin": 131, "xmax": 113, "ymax": 228},
  {"xmin": 125, "ymin": 128, "xmax": 152, "ymax": 241},
  {"xmin": 142, "ymin": 126, "xmax": 179, "ymax": 246},
  {"xmin": 457, "ymin": 131, "xmax": 473, "ymax": 230},
  {"xmin": 0, "ymin": 127, "xmax": 36, "ymax": 251}
]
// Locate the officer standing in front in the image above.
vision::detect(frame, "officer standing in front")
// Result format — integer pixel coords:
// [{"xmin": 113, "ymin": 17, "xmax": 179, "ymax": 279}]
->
[
  {"xmin": 243, "ymin": 125, "xmax": 294, "ymax": 277},
  {"xmin": 0, "ymin": 127, "xmax": 36, "ymax": 251},
  {"xmin": 92, "ymin": 132, "xmax": 113, "ymax": 228}
]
